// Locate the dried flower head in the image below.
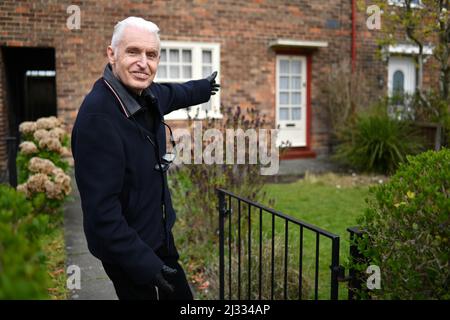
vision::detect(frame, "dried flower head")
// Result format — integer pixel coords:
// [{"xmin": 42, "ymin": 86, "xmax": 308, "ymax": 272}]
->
[
  {"xmin": 49, "ymin": 127, "xmax": 66, "ymax": 141},
  {"xmin": 33, "ymin": 129, "xmax": 50, "ymax": 142},
  {"xmin": 36, "ymin": 116, "xmax": 61, "ymax": 130},
  {"xmin": 16, "ymin": 183, "xmax": 30, "ymax": 198},
  {"xmin": 44, "ymin": 180, "xmax": 64, "ymax": 200},
  {"xmin": 19, "ymin": 121, "xmax": 37, "ymax": 135},
  {"xmin": 39, "ymin": 137, "xmax": 62, "ymax": 153},
  {"xmin": 29, "ymin": 157, "xmax": 56, "ymax": 175},
  {"xmin": 54, "ymin": 171, "xmax": 72, "ymax": 195},
  {"xmin": 60, "ymin": 146, "xmax": 72, "ymax": 157},
  {"xmin": 19, "ymin": 141, "xmax": 38, "ymax": 155},
  {"xmin": 26, "ymin": 173, "xmax": 50, "ymax": 194}
]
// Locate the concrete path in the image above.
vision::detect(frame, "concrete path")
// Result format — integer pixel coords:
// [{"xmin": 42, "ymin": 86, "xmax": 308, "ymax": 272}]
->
[{"xmin": 64, "ymin": 175, "xmax": 117, "ymax": 300}]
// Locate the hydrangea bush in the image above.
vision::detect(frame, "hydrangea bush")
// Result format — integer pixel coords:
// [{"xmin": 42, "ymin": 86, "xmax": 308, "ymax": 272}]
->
[{"xmin": 16, "ymin": 116, "xmax": 73, "ymax": 214}]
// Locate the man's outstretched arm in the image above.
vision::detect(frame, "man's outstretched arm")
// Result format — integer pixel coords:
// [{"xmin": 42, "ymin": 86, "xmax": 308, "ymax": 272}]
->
[{"xmin": 152, "ymin": 71, "xmax": 220, "ymax": 115}]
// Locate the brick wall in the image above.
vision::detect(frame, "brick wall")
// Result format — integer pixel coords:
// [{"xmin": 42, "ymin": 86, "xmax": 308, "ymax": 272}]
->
[{"xmin": 0, "ymin": 0, "xmax": 443, "ymax": 167}]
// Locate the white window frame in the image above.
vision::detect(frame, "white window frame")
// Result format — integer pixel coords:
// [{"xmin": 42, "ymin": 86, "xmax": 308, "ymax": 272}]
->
[
  {"xmin": 155, "ymin": 41, "xmax": 221, "ymax": 120},
  {"xmin": 388, "ymin": 0, "xmax": 423, "ymax": 9}
]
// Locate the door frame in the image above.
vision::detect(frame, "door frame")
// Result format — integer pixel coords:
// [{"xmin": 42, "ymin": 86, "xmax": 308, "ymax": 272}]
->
[{"xmin": 275, "ymin": 55, "xmax": 308, "ymax": 147}]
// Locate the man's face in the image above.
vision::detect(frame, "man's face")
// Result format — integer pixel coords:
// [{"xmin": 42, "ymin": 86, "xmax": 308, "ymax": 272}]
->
[{"xmin": 107, "ymin": 26, "xmax": 160, "ymax": 95}]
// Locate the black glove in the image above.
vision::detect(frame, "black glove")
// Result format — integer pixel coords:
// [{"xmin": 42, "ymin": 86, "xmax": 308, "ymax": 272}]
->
[
  {"xmin": 206, "ymin": 71, "xmax": 220, "ymax": 95},
  {"xmin": 153, "ymin": 264, "xmax": 177, "ymax": 294}
]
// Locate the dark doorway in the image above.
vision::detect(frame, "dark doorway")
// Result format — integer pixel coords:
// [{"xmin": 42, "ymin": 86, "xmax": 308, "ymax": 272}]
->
[{"xmin": 1, "ymin": 47, "xmax": 57, "ymax": 140}]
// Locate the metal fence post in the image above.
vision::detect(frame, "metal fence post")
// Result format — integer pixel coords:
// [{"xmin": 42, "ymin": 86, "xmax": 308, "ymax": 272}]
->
[
  {"xmin": 330, "ymin": 236, "xmax": 340, "ymax": 300},
  {"xmin": 218, "ymin": 189, "xmax": 226, "ymax": 300},
  {"xmin": 5, "ymin": 137, "xmax": 18, "ymax": 188}
]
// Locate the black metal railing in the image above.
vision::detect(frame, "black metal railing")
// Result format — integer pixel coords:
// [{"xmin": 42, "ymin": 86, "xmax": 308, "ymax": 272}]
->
[
  {"xmin": 217, "ymin": 188, "xmax": 342, "ymax": 300},
  {"xmin": 347, "ymin": 226, "xmax": 368, "ymax": 300}
]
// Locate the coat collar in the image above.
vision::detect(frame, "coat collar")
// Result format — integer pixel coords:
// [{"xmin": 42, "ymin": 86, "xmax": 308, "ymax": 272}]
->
[{"xmin": 102, "ymin": 63, "xmax": 162, "ymax": 119}]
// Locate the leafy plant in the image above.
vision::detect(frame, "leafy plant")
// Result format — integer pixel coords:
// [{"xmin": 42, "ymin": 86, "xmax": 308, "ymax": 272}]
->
[
  {"xmin": 353, "ymin": 148, "xmax": 450, "ymax": 299},
  {"xmin": 170, "ymin": 106, "xmax": 282, "ymax": 244},
  {"xmin": 0, "ymin": 184, "xmax": 51, "ymax": 299},
  {"xmin": 335, "ymin": 102, "xmax": 424, "ymax": 174}
]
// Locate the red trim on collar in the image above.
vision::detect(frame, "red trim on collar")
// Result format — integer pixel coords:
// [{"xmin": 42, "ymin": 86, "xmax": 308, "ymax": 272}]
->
[{"xmin": 103, "ymin": 79, "xmax": 130, "ymax": 118}]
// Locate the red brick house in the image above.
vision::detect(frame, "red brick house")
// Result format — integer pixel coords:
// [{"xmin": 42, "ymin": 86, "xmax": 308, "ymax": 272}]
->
[{"xmin": 0, "ymin": 0, "xmax": 441, "ymax": 173}]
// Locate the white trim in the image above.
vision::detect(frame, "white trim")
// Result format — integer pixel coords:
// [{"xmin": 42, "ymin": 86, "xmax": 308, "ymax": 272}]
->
[
  {"xmin": 269, "ymin": 39, "xmax": 328, "ymax": 49},
  {"xmin": 156, "ymin": 41, "xmax": 221, "ymax": 120},
  {"xmin": 388, "ymin": 44, "xmax": 433, "ymax": 55},
  {"xmin": 388, "ymin": 56, "xmax": 416, "ymax": 96},
  {"xmin": 275, "ymin": 55, "xmax": 307, "ymax": 147},
  {"xmin": 388, "ymin": 0, "xmax": 423, "ymax": 9},
  {"xmin": 25, "ymin": 70, "xmax": 56, "ymax": 77}
]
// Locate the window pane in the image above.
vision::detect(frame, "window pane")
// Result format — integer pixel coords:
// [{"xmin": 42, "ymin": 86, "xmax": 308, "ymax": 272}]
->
[
  {"xmin": 158, "ymin": 66, "xmax": 167, "ymax": 78},
  {"xmin": 202, "ymin": 101, "xmax": 211, "ymax": 111},
  {"xmin": 170, "ymin": 66, "xmax": 179, "ymax": 78},
  {"xmin": 292, "ymin": 108, "xmax": 301, "ymax": 120},
  {"xmin": 291, "ymin": 76, "xmax": 301, "ymax": 90},
  {"xmin": 182, "ymin": 50, "xmax": 192, "ymax": 63},
  {"xmin": 169, "ymin": 49, "xmax": 179, "ymax": 62},
  {"xmin": 292, "ymin": 92, "xmax": 301, "ymax": 105},
  {"xmin": 393, "ymin": 70, "xmax": 404, "ymax": 94},
  {"xmin": 280, "ymin": 92, "xmax": 289, "ymax": 105},
  {"xmin": 291, "ymin": 61, "xmax": 301, "ymax": 74},
  {"xmin": 182, "ymin": 65, "xmax": 192, "ymax": 78},
  {"xmin": 202, "ymin": 66, "xmax": 212, "ymax": 78},
  {"xmin": 280, "ymin": 108, "xmax": 289, "ymax": 120},
  {"xmin": 160, "ymin": 49, "xmax": 167, "ymax": 62},
  {"xmin": 280, "ymin": 60, "xmax": 289, "ymax": 74},
  {"xmin": 280, "ymin": 76, "xmax": 289, "ymax": 90},
  {"xmin": 202, "ymin": 50, "xmax": 212, "ymax": 64}
]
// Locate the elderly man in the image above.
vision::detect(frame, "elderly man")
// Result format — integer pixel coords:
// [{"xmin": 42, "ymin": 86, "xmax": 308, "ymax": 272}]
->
[{"xmin": 71, "ymin": 17, "xmax": 219, "ymax": 300}]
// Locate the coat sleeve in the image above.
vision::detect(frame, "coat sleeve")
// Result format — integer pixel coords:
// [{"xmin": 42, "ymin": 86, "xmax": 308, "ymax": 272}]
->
[
  {"xmin": 153, "ymin": 79, "xmax": 212, "ymax": 115},
  {"xmin": 71, "ymin": 113, "xmax": 164, "ymax": 285}
]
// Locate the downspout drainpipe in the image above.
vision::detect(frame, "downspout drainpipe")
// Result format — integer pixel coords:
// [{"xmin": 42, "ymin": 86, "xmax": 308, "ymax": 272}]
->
[{"xmin": 351, "ymin": 0, "xmax": 357, "ymax": 73}]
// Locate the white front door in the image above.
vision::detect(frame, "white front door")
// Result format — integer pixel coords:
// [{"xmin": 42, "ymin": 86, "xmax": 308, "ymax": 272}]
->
[{"xmin": 276, "ymin": 55, "xmax": 307, "ymax": 147}]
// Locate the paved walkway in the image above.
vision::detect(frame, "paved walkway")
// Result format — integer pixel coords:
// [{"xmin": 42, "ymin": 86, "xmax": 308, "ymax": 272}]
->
[
  {"xmin": 63, "ymin": 157, "xmax": 338, "ymax": 299},
  {"xmin": 64, "ymin": 175, "xmax": 117, "ymax": 300}
]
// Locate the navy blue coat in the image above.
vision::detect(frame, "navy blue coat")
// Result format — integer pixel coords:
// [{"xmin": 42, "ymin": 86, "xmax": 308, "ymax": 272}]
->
[{"xmin": 71, "ymin": 64, "xmax": 211, "ymax": 285}]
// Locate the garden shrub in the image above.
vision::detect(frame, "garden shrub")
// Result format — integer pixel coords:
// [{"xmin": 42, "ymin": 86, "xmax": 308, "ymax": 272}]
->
[
  {"xmin": 170, "ymin": 106, "xmax": 282, "ymax": 244},
  {"xmin": 335, "ymin": 102, "xmax": 424, "ymax": 174},
  {"xmin": 354, "ymin": 148, "xmax": 450, "ymax": 299},
  {"xmin": 0, "ymin": 184, "xmax": 50, "ymax": 299}
]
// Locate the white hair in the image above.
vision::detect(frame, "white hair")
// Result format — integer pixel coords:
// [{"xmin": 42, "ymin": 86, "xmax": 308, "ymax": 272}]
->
[{"xmin": 111, "ymin": 17, "xmax": 160, "ymax": 54}]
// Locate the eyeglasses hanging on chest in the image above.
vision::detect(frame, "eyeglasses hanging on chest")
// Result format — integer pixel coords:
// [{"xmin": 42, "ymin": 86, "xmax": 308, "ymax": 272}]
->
[{"xmin": 145, "ymin": 121, "xmax": 177, "ymax": 173}]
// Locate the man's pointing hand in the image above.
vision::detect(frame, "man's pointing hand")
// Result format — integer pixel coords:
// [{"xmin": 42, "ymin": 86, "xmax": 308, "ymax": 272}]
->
[{"xmin": 206, "ymin": 71, "xmax": 220, "ymax": 95}]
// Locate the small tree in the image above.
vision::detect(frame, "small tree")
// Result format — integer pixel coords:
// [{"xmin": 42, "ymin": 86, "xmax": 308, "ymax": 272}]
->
[
  {"xmin": 322, "ymin": 58, "xmax": 372, "ymax": 149},
  {"xmin": 362, "ymin": 0, "xmax": 450, "ymax": 147},
  {"xmin": 367, "ymin": 0, "xmax": 449, "ymax": 100}
]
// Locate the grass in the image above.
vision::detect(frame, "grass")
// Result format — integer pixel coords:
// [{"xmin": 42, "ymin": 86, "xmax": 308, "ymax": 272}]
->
[
  {"xmin": 41, "ymin": 225, "xmax": 68, "ymax": 300},
  {"xmin": 32, "ymin": 210, "xmax": 69, "ymax": 300}
]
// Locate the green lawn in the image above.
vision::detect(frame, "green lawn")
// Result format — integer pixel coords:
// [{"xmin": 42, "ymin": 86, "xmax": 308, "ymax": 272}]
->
[{"xmin": 249, "ymin": 174, "xmax": 373, "ymax": 300}]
